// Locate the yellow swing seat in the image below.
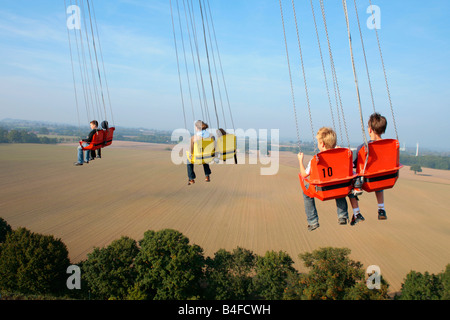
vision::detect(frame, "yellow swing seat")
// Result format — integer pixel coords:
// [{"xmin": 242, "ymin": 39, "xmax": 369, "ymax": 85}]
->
[
  {"xmin": 216, "ymin": 134, "xmax": 237, "ymax": 162},
  {"xmin": 186, "ymin": 137, "xmax": 216, "ymax": 165}
]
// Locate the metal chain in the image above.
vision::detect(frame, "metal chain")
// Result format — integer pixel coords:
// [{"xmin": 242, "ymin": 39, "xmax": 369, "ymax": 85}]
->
[
  {"xmin": 169, "ymin": 0, "xmax": 188, "ymax": 129},
  {"xmin": 86, "ymin": 0, "xmax": 108, "ymax": 122},
  {"xmin": 89, "ymin": 0, "xmax": 115, "ymax": 126},
  {"xmin": 64, "ymin": 0, "xmax": 82, "ymax": 138},
  {"xmin": 176, "ymin": 0, "xmax": 196, "ymax": 123},
  {"xmin": 291, "ymin": 0, "xmax": 316, "ymax": 151},
  {"xmin": 342, "ymin": 0, "xmax": 367, "ymax": 146},
  {"xmin": 320, "ymin": 0, "xmax": 351, "ymax": 148},
  {"xmin": 309, "ymin": 0, "xmax": 337, "ymax": 141},
  {"xmin": 205, "ymin": 0, "xmax": 235, "ymax": 131},
  {"xmin": 368, "ymin": 0, "xmax": 398, "ymax": 140},
  {"xmin": 185, "ymin": 0, "xmax": 206, "ymax": 123},
  {"xmin": 279, "ymin": 0, "xmax": 301, "ymax": 151},
  {"xmin": 202, "ymin": 0, "xmax": 227, "ymax": 129},
  {"xmin": 353, "ymin": 0, "xmax": 376, "ymax": 113},
  {"xmin": 198, "ymin": 0, "xmax": 220, "ymax": 130}
]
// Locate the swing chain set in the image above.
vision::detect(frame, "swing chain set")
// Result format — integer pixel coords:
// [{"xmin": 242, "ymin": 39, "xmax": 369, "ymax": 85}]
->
[{"xmin": 279, "ymin": 0, "xmax": 402, "ymax": 200}]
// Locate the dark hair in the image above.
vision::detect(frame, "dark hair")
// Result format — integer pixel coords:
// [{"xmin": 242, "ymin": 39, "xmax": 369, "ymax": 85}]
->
[
  {"xmin": 217, "ymin": 128, "xmax": 227, "ymax": 137},
  {"xmin": 368, "ymin": 113, "xmax": 387, "ymax": 135},
  {"xmin": 195, "ymin": 120, "xmax": 208, "ymax": 131},
  {"xmin": 90, "ymin": 120, "xmax": 99, "ymax": 127}
]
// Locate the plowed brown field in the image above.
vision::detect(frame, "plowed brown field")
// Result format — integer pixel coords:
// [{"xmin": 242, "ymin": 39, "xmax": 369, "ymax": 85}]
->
[{"xmin": 1, "ymin": 142, "xmax": 449, "ymax": 294}]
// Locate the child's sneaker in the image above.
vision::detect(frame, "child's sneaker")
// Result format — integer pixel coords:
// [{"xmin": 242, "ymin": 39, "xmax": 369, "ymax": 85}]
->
[
  {"xmin": 307, "ymin": 223, "xmax": 320, "ymax": 231},
  {"xmin": 350, "ymin": 213, "xmax": 365, "ymax": 226},
  {"xmin": 351, "ymin": 187, "xmax": 363, "ymax": 196},
  {"xmin": 378, "ymin": 209, "xmax": 387, "ymax": 220}
]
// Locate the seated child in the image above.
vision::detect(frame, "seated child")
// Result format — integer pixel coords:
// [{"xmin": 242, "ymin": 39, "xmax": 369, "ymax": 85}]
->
[
  {"xmin": 348, "ymin": 112, "xmax": 388, "ymax": 225},
  {"xmin": 297, "ymin": 127, "xmax": 350, "ymax": 231},
  {"xmin": 74, "ymin": 120, "xmax": 98, "ymax": 166},
  {"xmin": 90, "ymin": 120, "xmax": 102, "ymax": 160},
  {"xmin": 187, "ymin": 120, "xmax": 213, "ymax": 185}
]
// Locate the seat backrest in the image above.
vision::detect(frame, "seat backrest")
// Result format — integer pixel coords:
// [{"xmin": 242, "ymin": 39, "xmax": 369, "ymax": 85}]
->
[
  {"xmin": 216, "ymin": 134, "xmax": 236, "ymax": 159},
  {"xmin": 356, "ymin": 139, "xmax": 400, "ymax": 175},
  {"xmin": 104, "ymin": 127, "xmax": 115, "ymax": 146},
  {"xmin": 300, "ymin": 148, "xmax": 355, "ymax": 201},
  {"xmin": 309, "ymin": 148, "xmax": 354, "ymax": 185},
  {"xmin": 92, "ymin": 130, "xmax": 105, "ymax": 147},
  {"xmin": 81, "ymin": 130, "xmax": 105, "ymax": 150},
  {"xmin": 192, "ymin": 137, "xmax": 215, "ymax": 162}
]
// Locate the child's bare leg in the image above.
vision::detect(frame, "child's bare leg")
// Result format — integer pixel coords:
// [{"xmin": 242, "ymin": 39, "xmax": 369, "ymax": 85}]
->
[
  {"xmin": 349, "ymin": 196, "xmax": 361, "ymax": 217},
  {"xmin": 348, "ymin": 195, "xmax": 364, "ymax": 225},
  {"xmin": 375, "ymin": 190, "xmax": 384, "ymax": 205},
  {"xmin": 350, "ymin": 197, "xmax": 359, "ymax": 209},
  {"xmin": 376, "ymin": 191, "xmax": 387, "ymax": 220}
]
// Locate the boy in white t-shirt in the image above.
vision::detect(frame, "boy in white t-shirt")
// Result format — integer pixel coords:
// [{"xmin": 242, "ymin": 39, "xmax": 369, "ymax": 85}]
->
[
  {"xmin": 297, "ymin": 127, "xmax": 350, "ymax": 231},
  {"xmin": 187, "ymin": 120, "xmax": 213, "ymax": 185}
]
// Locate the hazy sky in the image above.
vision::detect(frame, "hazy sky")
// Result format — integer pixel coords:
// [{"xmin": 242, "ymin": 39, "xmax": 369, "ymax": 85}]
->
[{"xmin": 0, "ymin": 0, "xmax": 448, "ymax": 151}]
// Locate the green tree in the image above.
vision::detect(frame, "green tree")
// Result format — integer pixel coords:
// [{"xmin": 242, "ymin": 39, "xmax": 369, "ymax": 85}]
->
[
  {"xmin": 81, "ymin": 236, "xmax": 139, "ymax": 299},
  {"xmin": 441, "ymin": 264, "xmax": 450, "ymax": 300},
  {"xmin": 299, "ymin": 247, "xmax": 365, "ymax": 300},
  {"xmin": 0, "ymin": 217, "xmax": 12, "ymax": 243},
  {"xmin": 134, "ymin": 229, "xmax": 204, "ymax": 300},
  {"xmin": 398, "ymin": 270, "xmax": 443, "ymax": 300},
  {"xmin": 344, "ymin": 277, "xmax": 390, "ymax": 300},
  {"xmin": 38, "ymin": 127, "xmax": 49, "ymax": 135},
  {"xmin": 6, "ymin": 129, "xmax": 40, "ymax": 143},
  {"xmin": 252, "ymin": 250, "xmax": 297, "ymax": 300},
  {"xmin": 0, "ymin": 127, "xmax": 8, "ymax": 143},
  {"xmin": 0, "ymin": 227, "xmax": 70, "ymax": 296},
  {"xmin": 410, "ymin": 164, "xmax": 422, "ymax": 174},
  {"xmin": 283, "ymin": 271, "xmax": 307, "ymax": 300},
  {"xmin": 7, "ymin": 129, "xmax": 22, "ymax": 143},
  {"xmin": 205, "ymin": 247, "xmax": 257, "ymax": 299}
]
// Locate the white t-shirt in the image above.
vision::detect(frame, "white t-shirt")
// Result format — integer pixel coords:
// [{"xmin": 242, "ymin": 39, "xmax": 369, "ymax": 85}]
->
[
  {"xmin": 305, "ymin": 159, "xmax": 311, "ymax": 176},
  {"xmin": 196, "ymin": 130, "xmax": 210, "ymax": 138}
]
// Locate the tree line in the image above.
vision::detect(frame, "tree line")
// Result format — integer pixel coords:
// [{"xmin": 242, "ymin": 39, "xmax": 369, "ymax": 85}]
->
[
  {"xmin": 0, "ymin": 127, "xmax": 58, "ymax": 144},
  {"xmin": 400, "ymin": 154, "xmax": 450, "ymax": 171},
  {"xmin": 0, "ymin": 217, "xmax": 448, "ymax": 300}
]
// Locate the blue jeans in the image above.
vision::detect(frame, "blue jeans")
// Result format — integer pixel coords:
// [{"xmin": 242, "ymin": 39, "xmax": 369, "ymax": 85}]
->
[
  {"xmin": 77, "ymin": 143, "xmax": 90, "ymax": 164},
  {"xmin": 187, "ymin": 163, "xmax": 211, "ymax": 180},
  {"xmin": 302, "ymin": 185, "xmax": 349, "ymax": 225}
]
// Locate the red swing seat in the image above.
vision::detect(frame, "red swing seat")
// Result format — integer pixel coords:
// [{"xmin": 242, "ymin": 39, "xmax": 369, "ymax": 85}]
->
[
  {"xmin": 103, "ymin": 127, "xmax": 115, "ymax": 147},
  {"xmin": 299, "ymin": 148, "xmax": 357, "ymax": 201},
  {"xmin": 356, "ymin": 139, "xmax": 403, "ymax": 192},
  {"xmin": 79, "ymin": 130, "xmax": 105, "ymax": 151},
  {"xmin": 79, "ymin": 127, "xmax": 115, "ymax": 151}
]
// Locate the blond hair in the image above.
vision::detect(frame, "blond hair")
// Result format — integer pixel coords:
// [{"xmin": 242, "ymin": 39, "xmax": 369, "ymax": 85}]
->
[{"xmin": 316, "ymin": 127, "xmax": 337, "ymax": 150}]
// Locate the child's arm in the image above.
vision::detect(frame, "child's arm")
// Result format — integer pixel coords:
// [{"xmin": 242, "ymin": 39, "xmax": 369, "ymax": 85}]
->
[
  {"xmin": 190, "ymin": 136, "xmax": 195, "ymax": 154},
  {"xmin": 298, "ymin": 152, "xmax": 309, "ymax": 178}
]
